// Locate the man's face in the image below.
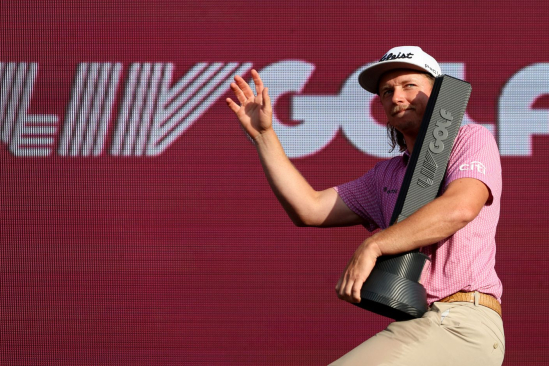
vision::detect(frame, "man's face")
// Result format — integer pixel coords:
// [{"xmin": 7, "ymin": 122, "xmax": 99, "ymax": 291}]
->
[{"xmin": 378, "ymin": 69, "xmax": 433, "ymax": 136}]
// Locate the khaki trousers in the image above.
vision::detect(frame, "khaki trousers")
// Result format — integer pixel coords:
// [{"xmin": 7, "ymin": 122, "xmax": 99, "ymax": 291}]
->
[{"xmin": 330, "ymin": 301, "xmax": 505, "ymax": 366}]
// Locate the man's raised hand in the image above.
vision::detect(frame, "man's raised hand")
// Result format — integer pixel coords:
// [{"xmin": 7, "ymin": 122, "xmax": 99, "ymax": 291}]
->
[{"xmin": 226, "ymin": 69, "xmax": 273, "ymax": 141}]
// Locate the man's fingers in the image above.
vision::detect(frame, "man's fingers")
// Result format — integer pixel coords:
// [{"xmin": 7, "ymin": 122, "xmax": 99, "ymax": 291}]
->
[
  {"xmin": 254, "ymin": 87, "xmax": 271, "ymax": 114},
  {"xmin": 336, "ymin": 269, "xmax": 365, "ymax": 303},
  {"xmin": 336, "ymin": 244, "xmax": 377, "ymax": 304},
  {"xmin": 231, "ymin": 72, "xmax": 269, "ymax": 110},
  {"xmin": 351, "ymin": 279, "xmax": 363, "ymax": 303},
  {"xmin": 226, "ymin": 97, "xmax": 240, "ymax": 113},
  {"xmin": 255, "ymin": 84, "xmax": 263, "ymax": 105},
  {"xmin": 234, "ymin": 75, "xmax": 255, "ymax": 99},
  {"xmin": 337, "ymin": 272, "xmax": 353, "ymax": 301},
  {"xmin": 340, "ymin": 277, "xmax": 362, "ymax": 303},
  {"xmin": 251, "ymin": 69, "xmax": 264, "ymax": 94},
  {"xmin": 342, "ymin": 276, "xmax": 355, "ymax": 302},
  {"xmin": 230, "ymin": 82, "xmax": 248, "ymax": 104},
  {"xmin": 262, "ymin": 87, "xmax": 271, "ymax": 111},
  {"xmin": 335, "ymin": 276, "xmax": 344, "ymax": 299}
]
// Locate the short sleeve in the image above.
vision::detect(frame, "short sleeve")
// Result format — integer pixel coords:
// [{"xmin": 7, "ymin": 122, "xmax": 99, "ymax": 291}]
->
[
  {"xmin": 444, "ymin": 124, "xmax": 502, "ymax": 204},
  {"xmin": 335, "ymin": 156, "xmax": 406, "ymax": 231}
]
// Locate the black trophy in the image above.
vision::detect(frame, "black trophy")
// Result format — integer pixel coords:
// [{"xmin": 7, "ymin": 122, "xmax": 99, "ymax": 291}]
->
[{"xmin": 355, "ymin": 75, "xmax": 472, "ymax": 321}]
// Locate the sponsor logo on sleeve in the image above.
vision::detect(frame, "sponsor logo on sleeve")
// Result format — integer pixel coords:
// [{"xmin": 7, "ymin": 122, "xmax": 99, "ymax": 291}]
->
[{"xmin": 460, "ymin": 161, "xmax": 486, "ymax": 174}]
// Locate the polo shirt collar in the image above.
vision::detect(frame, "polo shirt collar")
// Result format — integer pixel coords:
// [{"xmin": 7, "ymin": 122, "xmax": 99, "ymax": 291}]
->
[{"xmin": 403, "ymin": 150, "xmax": 411, "ymax": 165}]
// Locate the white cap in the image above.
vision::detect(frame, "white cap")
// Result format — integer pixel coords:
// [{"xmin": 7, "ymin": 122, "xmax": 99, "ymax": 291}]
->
[{"xmin": 358, "ymin": 46, "xmax": 442, "ymax": 94}]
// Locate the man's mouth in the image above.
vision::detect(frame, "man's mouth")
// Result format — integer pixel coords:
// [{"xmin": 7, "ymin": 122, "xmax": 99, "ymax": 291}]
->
[{"xmin": 392, "ymin": 106, "xmax": 415, "ymax": 116}]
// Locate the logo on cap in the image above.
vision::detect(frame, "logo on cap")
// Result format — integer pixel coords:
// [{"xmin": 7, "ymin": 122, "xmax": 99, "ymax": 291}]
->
[
  {"xmin": 424, "ymin": 63, "xmax": 439, "ymax": 76},
  {"xmin": 379, "ymin": 52, "xmax": 414, "ymax": 62}
]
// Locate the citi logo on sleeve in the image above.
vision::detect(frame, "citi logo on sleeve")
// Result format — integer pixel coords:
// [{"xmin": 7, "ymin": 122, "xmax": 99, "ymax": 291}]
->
[{"xmin": 460, "ymin": 161, "xmax": 486, "ymax": 174}]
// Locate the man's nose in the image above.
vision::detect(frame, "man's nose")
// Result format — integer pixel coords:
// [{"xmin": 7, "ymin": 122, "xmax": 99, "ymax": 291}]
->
[{"xmin": 391, "ymin": 88, "xmax": 406, "ymax": 104}]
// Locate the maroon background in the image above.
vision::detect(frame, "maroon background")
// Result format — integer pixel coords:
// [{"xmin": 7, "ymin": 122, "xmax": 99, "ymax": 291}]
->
[{"xmin": 2, "ymin": 1, "xmax": 549, "ymax": 364}]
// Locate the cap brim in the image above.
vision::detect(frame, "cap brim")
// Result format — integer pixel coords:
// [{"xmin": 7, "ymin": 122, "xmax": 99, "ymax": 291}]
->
[{"xmin": 358, "ymin": 61, "xmax": 430, "ymax": 94}]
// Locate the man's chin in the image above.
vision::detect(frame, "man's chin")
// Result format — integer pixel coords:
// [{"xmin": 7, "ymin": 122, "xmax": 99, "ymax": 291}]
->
[{"xmin": 389, "ymin": 119, "xmax": 421, "ymax": 133}]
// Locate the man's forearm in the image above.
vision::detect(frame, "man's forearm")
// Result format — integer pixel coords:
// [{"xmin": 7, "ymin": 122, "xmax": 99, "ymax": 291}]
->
[
  {"xmin": 367, "ymin": 177, "xmax": 490, "ymax": 256},
  {"xmin": 336, "ymin": 177, "xmax": 489, "ymax": 303},
  {"xmin": 366, "ymin": 190, "xmax": 474, "ymax": 256},
  {"xmin": 253, "ymin": 128, "xmax": 326, "ymax": 226}
]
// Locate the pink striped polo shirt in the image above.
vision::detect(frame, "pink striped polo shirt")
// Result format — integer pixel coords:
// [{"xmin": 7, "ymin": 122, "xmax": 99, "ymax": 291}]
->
[{"xmin": 336, "ymin": 124, "xmax": 503, "ymax": 304}]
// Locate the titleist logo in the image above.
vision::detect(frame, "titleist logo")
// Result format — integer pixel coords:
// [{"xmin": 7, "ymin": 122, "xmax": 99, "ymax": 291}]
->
[{"xmin": 379, "ymin": 52, "xmax": 414, "ymax": 62}]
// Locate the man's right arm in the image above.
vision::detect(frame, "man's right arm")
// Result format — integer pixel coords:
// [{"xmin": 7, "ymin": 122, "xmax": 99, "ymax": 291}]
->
[
  {"xmin": 226, "ymin": 70, "xmax": 363, "ymax": 228},
  {"xmin": 254, "ymin": 128, "xmax": 363, "ymax": 227}
]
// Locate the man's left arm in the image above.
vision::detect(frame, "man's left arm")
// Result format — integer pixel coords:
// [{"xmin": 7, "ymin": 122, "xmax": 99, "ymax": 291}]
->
[{"xmin": 336, "ymin": 176, "xmax": 490, "ymax": 303}]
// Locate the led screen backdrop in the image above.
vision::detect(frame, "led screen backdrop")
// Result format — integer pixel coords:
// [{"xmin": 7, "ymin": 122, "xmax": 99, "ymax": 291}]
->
[{"xmin": 2, "ymin": 1, "xmax": 549, "ymax": 365}]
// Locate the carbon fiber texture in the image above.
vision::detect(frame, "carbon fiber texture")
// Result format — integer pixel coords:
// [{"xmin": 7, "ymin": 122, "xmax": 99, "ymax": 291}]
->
[
  {"xmin": 398, "ymin": 76, "xmax": 472, "ymax": 221},
  {"xmin": 359, "ymin": 75, "xmax": 472, "ymax": 320}
]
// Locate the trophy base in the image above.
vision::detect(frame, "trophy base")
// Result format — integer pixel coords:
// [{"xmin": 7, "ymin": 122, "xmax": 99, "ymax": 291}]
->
[{"xmin": 355, "ymin": 252, "xmax": 429, "ymax": 321}]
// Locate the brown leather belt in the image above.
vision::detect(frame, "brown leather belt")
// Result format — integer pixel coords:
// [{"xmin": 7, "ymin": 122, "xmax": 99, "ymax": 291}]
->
[{"xmin": 438, "ymin": 291, "xmax": 502, "ymax": 318}]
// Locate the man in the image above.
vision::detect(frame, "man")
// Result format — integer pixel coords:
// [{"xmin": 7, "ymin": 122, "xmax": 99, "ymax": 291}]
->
[{"xmin": 226, "ymin": 46, "xmax": 504, "ymax": 365}]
